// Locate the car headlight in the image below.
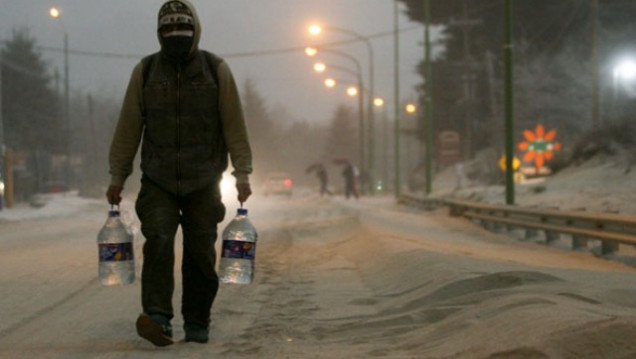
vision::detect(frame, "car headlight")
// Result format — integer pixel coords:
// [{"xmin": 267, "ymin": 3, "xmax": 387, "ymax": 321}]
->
[{"xmin": 220, "ymin": 173, "xmax": 236, "ymax": 199}]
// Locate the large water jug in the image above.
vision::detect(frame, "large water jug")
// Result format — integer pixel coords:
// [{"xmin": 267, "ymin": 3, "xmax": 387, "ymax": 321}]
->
[
  {"xmin": 219, "ymin": 208, "xmax": 258, "ymax": 284},
  {"xmin": 97, "ymin": 206, "xmax": 135, "ymax": 285}
]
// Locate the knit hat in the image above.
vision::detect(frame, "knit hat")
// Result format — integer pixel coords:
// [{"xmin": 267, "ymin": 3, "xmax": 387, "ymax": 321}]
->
[{"xmin": 158, "ymin": 1, "xmax": 194, "ymax": 29}]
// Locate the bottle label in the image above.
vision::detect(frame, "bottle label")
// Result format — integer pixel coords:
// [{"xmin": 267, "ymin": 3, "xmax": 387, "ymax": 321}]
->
[
  {"xmin": 99, "ymin": 243, "xmax": 134, "ymax": 262},
  {"xmin": 221, "ymin": 240, "xmax": 256, "ymax": 260}
]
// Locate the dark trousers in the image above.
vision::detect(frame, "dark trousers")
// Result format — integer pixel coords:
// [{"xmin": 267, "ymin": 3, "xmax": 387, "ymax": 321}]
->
[{"xmin": 135, "ymin": 176, "xmax": 225, "ymax": 328}]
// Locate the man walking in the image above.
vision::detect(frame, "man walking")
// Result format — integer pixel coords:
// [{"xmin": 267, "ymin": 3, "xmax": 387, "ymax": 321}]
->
[{"xmin": 106, "ymin": 0, "xmax": 252, "ymax": 346}]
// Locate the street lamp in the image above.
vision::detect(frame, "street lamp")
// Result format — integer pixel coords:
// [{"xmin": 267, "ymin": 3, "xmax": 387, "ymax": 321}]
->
[
  {"xmin": 313, "ymin": 62, "xmax": 327, "ymax": 73},
  {"xmin": 305, "ymin": 46, "xmax": 366, "ymax": 170},
  {"xmin": 374, "ymin": 97, "xmax": 390, "ymax": 193},
  {"xmin": 311, "ymin": 61, "xmax": 365, "ymax": 169},
  {"xmin": 50, "ymin": 6, "xmax": 71, "ymax": 188},
  {"xmin": 405, "ymin": 103, "xmax": 417, "ymax": 114},
  {"xmin": 404, "ymin": 103, "xmax": 418, "ymax": 187},
  {"xmin": 324, "ymin": 78, "xmax": 336, "ymax": 88},
  {"xmin": 309, "ymin": 23, "xmax": 376, "ymax": 194},
  {"xmin": 613, "ymin": 59, "xmax": 636, "ymax": 93}
]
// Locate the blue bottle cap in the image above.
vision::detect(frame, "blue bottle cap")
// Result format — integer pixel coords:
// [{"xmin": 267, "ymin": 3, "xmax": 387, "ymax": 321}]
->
[
  {"xmin": 237, "ymin": 208, "xmax": 248, "ymax": 215},
  {"xmin": 108, "ymin": 210, "xmax": 120, "ymax": 217}
]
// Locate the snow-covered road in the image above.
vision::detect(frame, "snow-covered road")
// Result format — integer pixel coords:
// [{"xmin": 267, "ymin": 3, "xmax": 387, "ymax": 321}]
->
[{"xmin": 0, "ymin": 193, "xmax": 634, "ymax": 358}]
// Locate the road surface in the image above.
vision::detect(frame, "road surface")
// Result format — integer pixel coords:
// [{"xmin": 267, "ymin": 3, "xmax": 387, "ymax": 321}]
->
[{"xmin": 0, "ymin": 193, "xmax": 634, "ymax": 358}]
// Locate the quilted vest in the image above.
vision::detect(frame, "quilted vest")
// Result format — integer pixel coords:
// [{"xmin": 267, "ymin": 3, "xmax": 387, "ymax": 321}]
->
[{"xmin": 140, "ymin": 51, "xmax": 227, "ymax": 195}]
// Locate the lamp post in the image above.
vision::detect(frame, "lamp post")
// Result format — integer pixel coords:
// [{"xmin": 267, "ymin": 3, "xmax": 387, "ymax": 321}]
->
[
  {"xmin": 309, "ymin": 24, "xmax": 376, "ymax": 194},
  {"xmin": 405, "ymin": 103, "xmax": 417, "ymax": 183},
  {"xmin": 313, "ymin": 62, "xmax": 365, "ymax": 169},
  {"xmin": 393, "ymin": 1, "xmax": 401, "ymax": 197},
  {"xmin": 306, "ymin": 46, "xmax": 366, "ymax": 170},
  {"xmin": 423, "ymin": 0, "xmax": 434, "ymax": 195},
  {"xmin": 50, "ymin": 6, "xmax": 71, "ymax": 188},
  {"xmin": 374, "ymin": 97, "xmax": 389, "ymax": 193},
  {"xmin": 504, "ymin": 0, "xmax": 515, "ymax": 205}
]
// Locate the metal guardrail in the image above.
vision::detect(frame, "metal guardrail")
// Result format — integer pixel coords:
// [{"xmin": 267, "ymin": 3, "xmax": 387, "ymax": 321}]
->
[{"xmin": 398, "ymin": 195, "xmax": 636, "ymax": 255}]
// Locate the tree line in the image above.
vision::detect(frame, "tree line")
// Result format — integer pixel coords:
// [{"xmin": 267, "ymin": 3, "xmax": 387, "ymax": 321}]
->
[
  {"xmin": 398, "ymin": 0, "xmax": 636, "ymax": 163},
  {"xmin": 1, "ymin": 28, "xmax": 358, "ymax": 200}
]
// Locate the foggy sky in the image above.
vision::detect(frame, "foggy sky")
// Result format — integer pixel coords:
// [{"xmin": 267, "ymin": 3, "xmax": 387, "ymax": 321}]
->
[{"xmin": 0, "ymin": 0, "xmax": 436, "ymax": 125}]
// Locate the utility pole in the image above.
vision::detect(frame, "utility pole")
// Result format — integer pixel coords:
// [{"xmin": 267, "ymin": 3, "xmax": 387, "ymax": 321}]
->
[
  {"xmin": 461, "ymin": 0, "xmax": 474, "ymax": 161},
  {"xmin": 504, "ymin": 0, "xmax": 515, "ymax": 205},
  {"xmin": 394, "ymin": 0, "xmax": 401, "ymax": 197},
  {"xmin": 591, "ymin": 0, "xmax": 600, "ymax": 130},
  {"xmin": 424, "ymin": 0, "xmax": 433, "ymax": 195},
  {"xmin": 64, "ymin": 32, "xmax": 71, "ymax": 189},
  {"xmin": 0, "ymin": 53, "xmax": 4, "ymax": 153}
]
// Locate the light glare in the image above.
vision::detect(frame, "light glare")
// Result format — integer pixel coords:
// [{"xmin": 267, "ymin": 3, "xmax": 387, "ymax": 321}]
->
[
  {"xmin": 308, "ymin": 25, "xmax": 322, "ymax": 36},
  {"xmin": 305, "ymin": 47, "xmax": 318, "ymax": 57},
  {"xmin": 374, "ymin": 97, "xmax": 385, "ymax": 107},
  {"xmin": 313, "ymin": 62, "xmax": 326, "ymax": 73},
  {"xmin": 347, "ymin": 87, "xmax": 358, "ymax": 96},
  {"xmin": 324, "ymin": 78, "xmax": 336, "ymax": 88},
  {"xmin": 614, "ymin": 60, "xmax": 636, "ymax": 80},
  {"xmin": 50, "ymin": 7, "xmax": 60, "ymax": 18}
]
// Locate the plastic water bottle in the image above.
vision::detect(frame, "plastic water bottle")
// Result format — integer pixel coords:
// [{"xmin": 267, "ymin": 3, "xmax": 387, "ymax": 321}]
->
[
  {"xmin": 219, "ymin": 208, "xmax": 258, "ymax": 284},
  {"xmin": 97, "ymin": 207, "xmax": 135, "ymax": 285}
]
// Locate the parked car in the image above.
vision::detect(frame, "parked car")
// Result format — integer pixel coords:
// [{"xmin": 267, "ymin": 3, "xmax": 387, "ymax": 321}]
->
[{"xmin": 263, "ymin": 172, "xmax": 293, "ymax": 197}]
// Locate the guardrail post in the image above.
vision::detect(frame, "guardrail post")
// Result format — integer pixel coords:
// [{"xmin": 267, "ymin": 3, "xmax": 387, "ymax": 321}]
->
[
  {"xmin": 601, "ymin": 240, "xmax": 619, "ymax": 255},
  {"xmin": 449, "ymin": 204, "xmax": 464, "ymax": 217},
  {"xmin": 545, "ymin": 230, "xmax": 559, "ymax": 245},
  {"xmin": 524, "ymin": 228, "xmax": 539, "ymax": 240},
  {"xmin": 571, "ymin": 235, "xmax": 588, "ymax": 250}
]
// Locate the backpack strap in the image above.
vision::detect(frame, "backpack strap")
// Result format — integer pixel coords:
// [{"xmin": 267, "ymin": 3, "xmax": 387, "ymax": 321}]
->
[
  {"xmin": 141, "ymin": 53, "xmax": 157, "ymax": 89},
  {"xmin": 201, "ymin": 50, "xmax": 223, "ymax": 87}
]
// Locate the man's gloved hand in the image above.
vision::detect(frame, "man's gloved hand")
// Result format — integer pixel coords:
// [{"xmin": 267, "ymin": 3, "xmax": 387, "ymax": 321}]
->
[
  {"xmin": 106, "ymin": 185, "xmax": 123, "ymax": 205},
  {"xmin": 236, "ymin": 183, "xmax": 252, "ymax": 206}
]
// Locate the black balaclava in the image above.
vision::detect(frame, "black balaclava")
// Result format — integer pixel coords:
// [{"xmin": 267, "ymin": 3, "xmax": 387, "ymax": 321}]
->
[{"xmin": 158, "ymin": 1, "xmax": 195, "ymax": 63}]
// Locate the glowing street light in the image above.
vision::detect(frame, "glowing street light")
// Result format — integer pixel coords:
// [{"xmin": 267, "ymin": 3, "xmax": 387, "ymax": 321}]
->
[
  {"xmin": 308, "ymin": 24, "xmax": 322, "ymax": 36},
  {"xmin": 374, "ymin": 97, "xmax": 385, "ymax": 107},
  {"xmin": 614, "ymin": 60, "xmax": 636, "ymax": 81},
  {"xmin": 347, "ymin": 86, "xmax": 359, "ymax": 97},
  {"xmin": 313, "ymin": 62, "xmax": 326, "ymax": 73},
  {"xmin": 305, "ymin": 46, "xmax": 318, "ymax": 57},
  {"xmin": 324, "ymin": 78, "xmax": 336, "ymax": 88},
  {"xmin": 50, "ymin": 7, "xmax": 60, "ymax": 18},
  {"xmin": 405, "ymin": 103, "xmax": 417, "ymax": 114}
]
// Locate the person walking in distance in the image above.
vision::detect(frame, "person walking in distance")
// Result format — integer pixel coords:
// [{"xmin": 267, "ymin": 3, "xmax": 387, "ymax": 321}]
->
[
  {"xmin": 342, "ymin": 162, "xmax": 359, "ymax": 199},
  {"xmin": 106, "ymin": 0, "xmax": 253, "ymax": 346},
  {"xmin": 316, "ymin": 164, "xmax": 333, "ymax": 197}
]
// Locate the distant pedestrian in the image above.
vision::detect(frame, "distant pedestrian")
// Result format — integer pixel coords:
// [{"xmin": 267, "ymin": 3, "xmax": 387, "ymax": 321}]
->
[
  {"xmin": 342, "ymin": 162, "xmax": 359, "ymax": 199},
  {"xmin": 316, "ymin": 164, "xmax": 333, "ymax": 197}
]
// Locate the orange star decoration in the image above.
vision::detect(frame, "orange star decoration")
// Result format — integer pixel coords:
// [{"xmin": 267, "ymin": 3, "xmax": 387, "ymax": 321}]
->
[{"xmin": 518, "ymin": 124, "xmax": 562, "ymax": 168}]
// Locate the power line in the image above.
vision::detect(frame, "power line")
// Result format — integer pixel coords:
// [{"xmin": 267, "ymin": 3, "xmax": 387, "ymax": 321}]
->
[
  {"xmin": 0, "ymin": 56, "xmax": 47, "ymax": 79},
  {"xmin": 2, "ymin": 25, "xmax": 421, "ymax": 61}
]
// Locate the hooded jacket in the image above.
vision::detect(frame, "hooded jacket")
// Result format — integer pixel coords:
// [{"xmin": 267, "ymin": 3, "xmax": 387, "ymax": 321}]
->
[{"xmin": 108, "ymin": 0, "xmax": 252, "ymax": 195}]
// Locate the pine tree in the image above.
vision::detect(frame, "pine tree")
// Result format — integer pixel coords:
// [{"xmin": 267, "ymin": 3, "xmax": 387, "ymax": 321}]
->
[
  {"xmin": 1, "ymin": 28, "xmax": 61, "ymax": 153},
  {"xmin": 324, "ymin": 104, "xmax": 358, "ymax": 165}
]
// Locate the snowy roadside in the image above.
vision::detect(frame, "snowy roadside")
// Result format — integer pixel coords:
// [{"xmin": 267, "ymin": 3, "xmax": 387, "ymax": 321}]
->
[
  {"xmin": 0, "ymin": 191, "xmax": 106, "ymax": 222},
  {"xmin": 423, "ymin": 154, "xmax": 636, "ymax": 215}
]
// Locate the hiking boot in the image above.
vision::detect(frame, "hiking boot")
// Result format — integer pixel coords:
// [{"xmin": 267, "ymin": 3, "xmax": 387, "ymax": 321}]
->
[
  {"xmin": 136, "ymin": 313, "xmax": 173, "ymax": 347},
  {"xmin": 184, "ymin": 322, "xmax": 209, "ymax": 343}
]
